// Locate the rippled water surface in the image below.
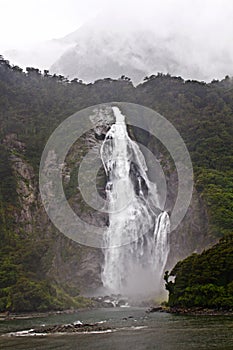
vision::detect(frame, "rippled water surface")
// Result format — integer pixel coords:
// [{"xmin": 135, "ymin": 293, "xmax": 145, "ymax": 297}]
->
[{"xmin": 0, "ymin": 307, "xmax": 233, "ymax": 350}]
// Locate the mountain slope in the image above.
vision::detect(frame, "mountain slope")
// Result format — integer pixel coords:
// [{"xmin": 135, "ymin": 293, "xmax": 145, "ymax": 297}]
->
[
  {"xmin": 50, "ymin": 26, "xmax": 182, "ymax": 84},
  {"xmin": 49, "ymin": 13, "xmax": 233, "ymax": 84},
  {"xmin": 0, "ymin": 57, "xmax": 232, "ymax": 311},
  {"xmin": 5, "ymin": 11, "xmax": 233, "ymax": 84}
]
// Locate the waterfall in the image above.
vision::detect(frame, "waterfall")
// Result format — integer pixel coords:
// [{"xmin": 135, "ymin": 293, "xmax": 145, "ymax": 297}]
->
[{"xmin": 101, "ymin": 107, "xmax": 170, "ymax": 296}]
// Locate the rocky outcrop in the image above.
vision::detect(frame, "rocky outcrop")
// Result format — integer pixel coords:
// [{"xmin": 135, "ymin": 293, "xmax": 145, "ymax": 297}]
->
[
  {"xmin": 3, "ymin": 132, "xmax": 104, "ymax": 294},
  {"xmin": 3, "ymin": 134, "xmax": 37, "ymax": 233},
  {"xmin": 144, "ymin": 130, "xmax": 211, "ymax": 271},
  {"xmin": 11, "ymin": 155, "xmax": 37, "ymax": 233},
  {"xmin": 24, "ymin": 322, "xmax": 112, "ymax": 334},
  {"xmin": 166, "ymin": 176, "xmax": 211, "ymax": 270},
  {"xmin": 146, "ymin": 306, "xmax": 163, "ymax": 313}
]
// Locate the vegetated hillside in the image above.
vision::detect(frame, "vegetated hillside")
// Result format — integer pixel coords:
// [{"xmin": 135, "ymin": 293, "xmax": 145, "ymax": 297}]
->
[
  {"xmin": 0, "ymin": 55, "xmax": 232, "ymax": 312},
  {"xmin": 165, "ymin": 235, "xmax": 233, "ymax": 310}
]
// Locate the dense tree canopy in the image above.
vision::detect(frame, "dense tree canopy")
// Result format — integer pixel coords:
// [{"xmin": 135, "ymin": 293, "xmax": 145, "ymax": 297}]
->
[{"xmin": 165, "ymin": 235, "xmax": 233, "ymax": 309}]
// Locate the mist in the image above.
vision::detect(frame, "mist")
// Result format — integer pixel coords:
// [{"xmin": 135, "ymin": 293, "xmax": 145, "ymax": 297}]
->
[{"xmin": 1, "ymin": 0, "xmax": 233, "ymax": 81}]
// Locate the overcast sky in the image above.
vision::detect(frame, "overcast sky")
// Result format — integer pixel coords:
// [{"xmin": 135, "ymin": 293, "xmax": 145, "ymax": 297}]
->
[
  {"xmin": 0, "ymin": 0, "xmax": 107, "ymax": 50},
  {"xmin": 1, "ymin": 0, "xmax": 233, "ymax": 51}
]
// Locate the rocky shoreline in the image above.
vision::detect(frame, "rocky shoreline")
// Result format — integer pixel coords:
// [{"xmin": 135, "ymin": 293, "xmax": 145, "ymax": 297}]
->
[
  {"xmin": 0, "ymin": 308, "xmax": 91, "ymax": 321},
  {"xmin": 1, "ymin": 305, "xmax": 233, "ymax": 323},
  {"xmin": 167, "ymin": 307, "xmax": 233, "ymax": 316},
  {"xmin": 0, "ymin": 295, "xmax": 130, "ymax": 321}
]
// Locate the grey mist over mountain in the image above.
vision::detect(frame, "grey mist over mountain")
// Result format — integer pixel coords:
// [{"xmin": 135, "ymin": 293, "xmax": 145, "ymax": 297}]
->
[
  {"xmin": 50, "ymin": 21, "xmax": 186, "ymax": 84},
  {"xmin": 4, "ymin": 1, "xmax": 233, "ymax": 84}
]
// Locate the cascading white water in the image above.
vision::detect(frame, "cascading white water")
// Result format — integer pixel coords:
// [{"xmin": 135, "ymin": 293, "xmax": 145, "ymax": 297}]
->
[{"xmin": 101, "ymin": 107, "xmax": 170, "ymax": 296}]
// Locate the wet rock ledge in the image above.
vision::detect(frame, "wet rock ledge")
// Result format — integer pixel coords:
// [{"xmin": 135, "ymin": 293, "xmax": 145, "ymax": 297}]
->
[{"xmin": 32, "ymin": 322, "xmax": 112, "ymax": 334}]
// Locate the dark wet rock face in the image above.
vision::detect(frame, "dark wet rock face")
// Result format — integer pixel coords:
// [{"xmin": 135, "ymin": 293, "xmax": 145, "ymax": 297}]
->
[
  {"xmin": 91, "ymin": 294, "xmax": 129, "ymax": 308},
  {"xmin": 130, "ymin": 162, "xmax": 149, "ymax": 198},
  {"xmin": 146, "ymin": 306, "xmax": 163, "ymax": 313}
]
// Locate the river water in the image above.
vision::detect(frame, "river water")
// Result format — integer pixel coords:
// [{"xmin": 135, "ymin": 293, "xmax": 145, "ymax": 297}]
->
[{"xmin": 0, "ymin": 307, "xmax": 232, "ymax": 350}]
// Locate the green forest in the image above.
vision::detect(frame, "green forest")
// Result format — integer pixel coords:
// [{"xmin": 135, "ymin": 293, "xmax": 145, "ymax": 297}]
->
[
  {"xmin": 165, "ymin": 235, "xmax": 233, "ymax": 309},
  {"xmin": 0, "ymin": 56, "xmax": 232, "ymax": 312}
]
